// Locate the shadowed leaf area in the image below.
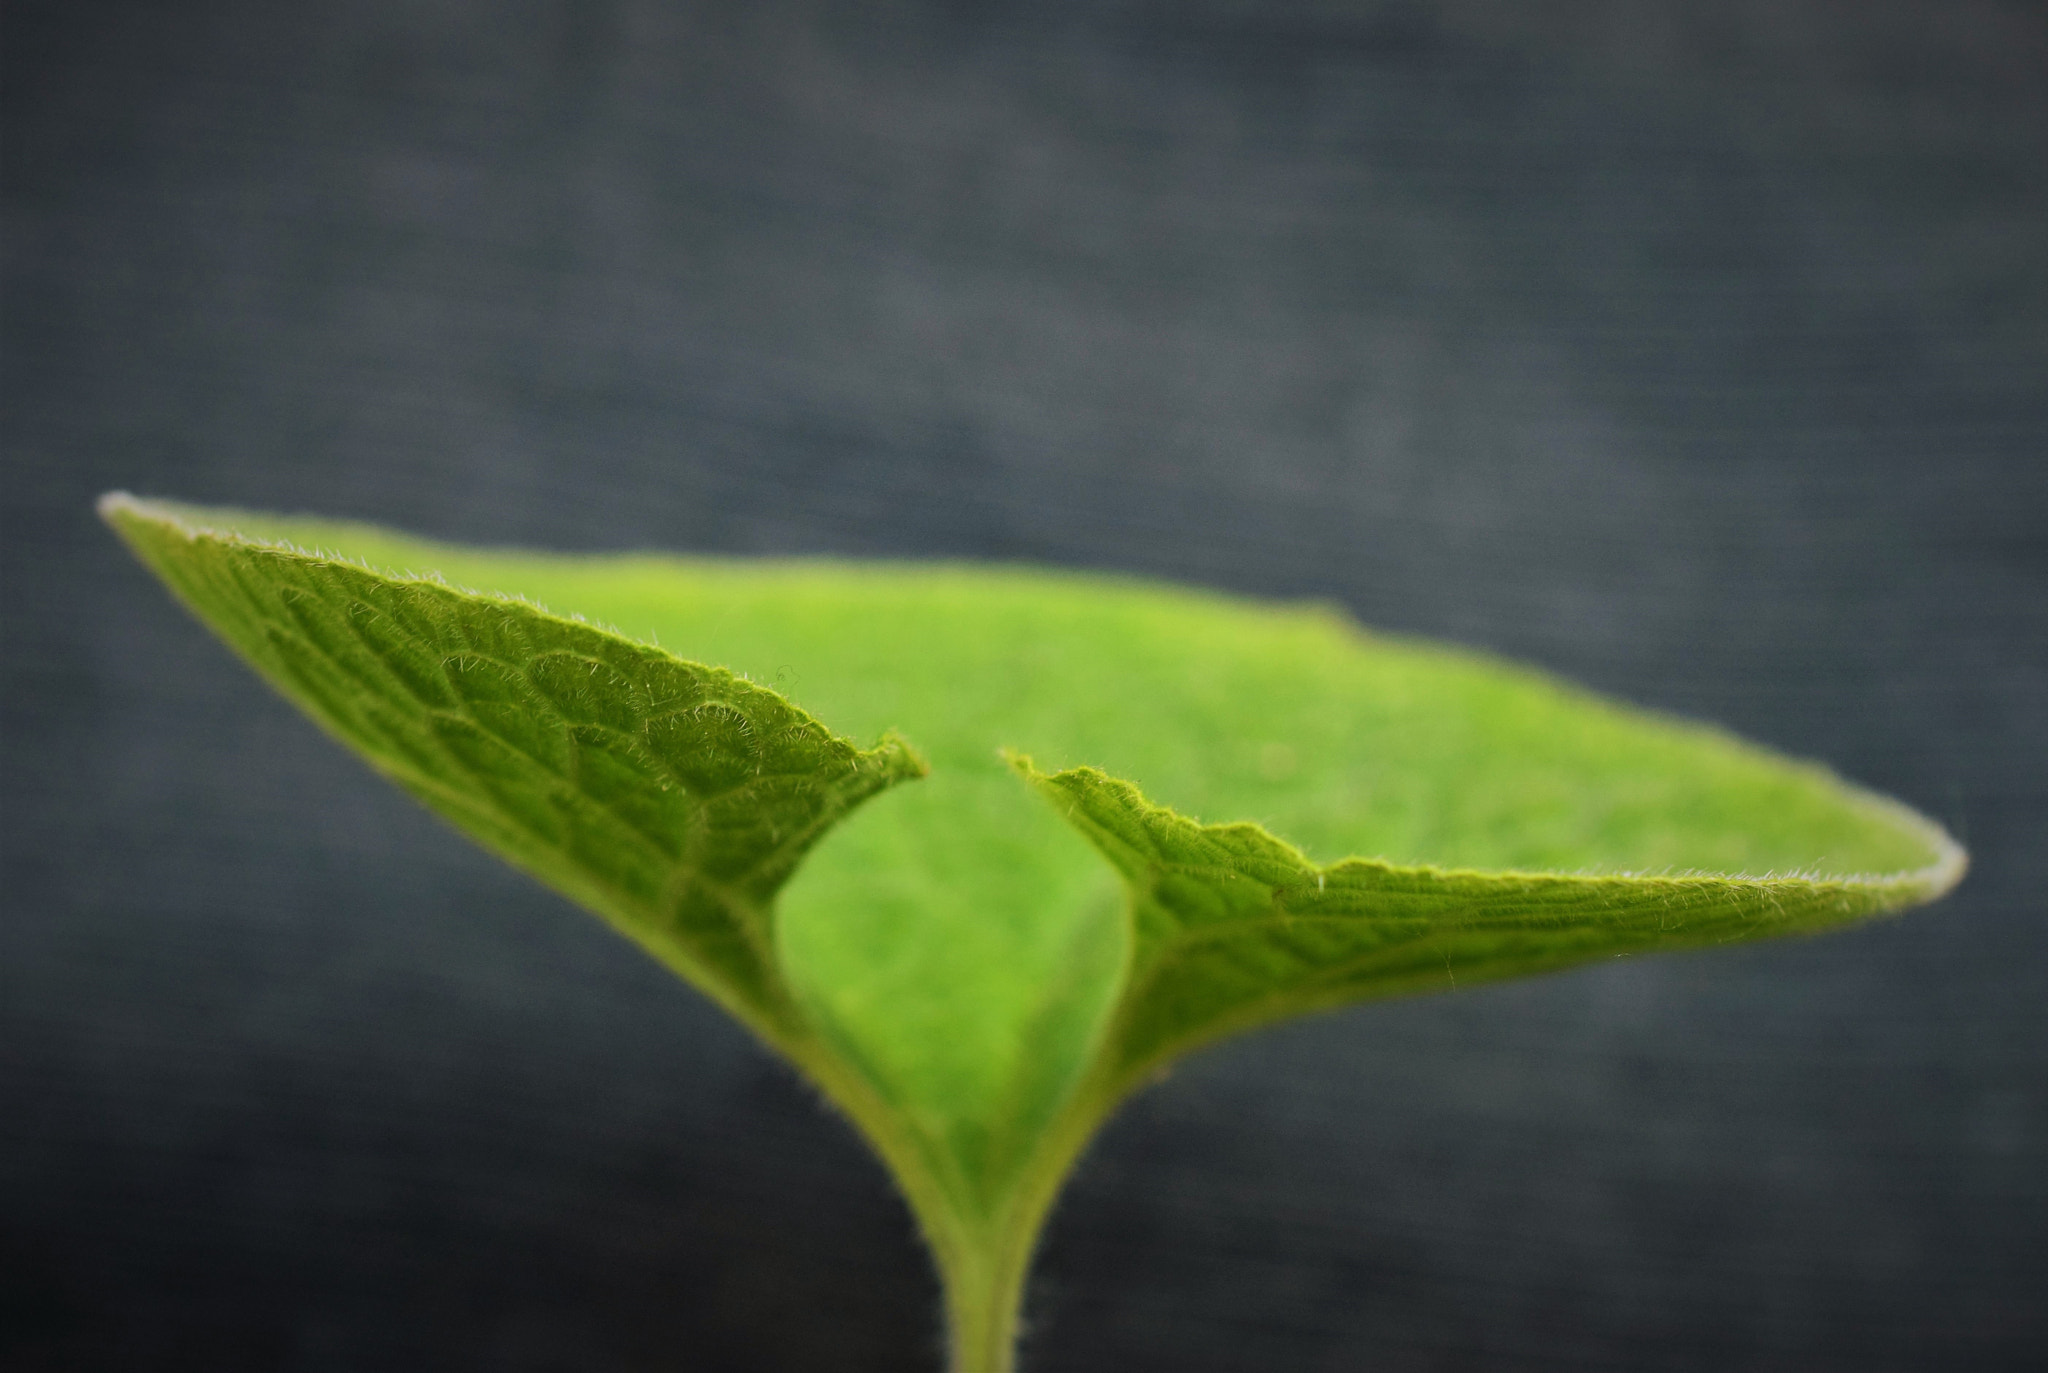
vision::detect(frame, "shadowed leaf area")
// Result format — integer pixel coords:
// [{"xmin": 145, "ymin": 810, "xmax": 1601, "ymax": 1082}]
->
[{"xmin": 104, "ymin": 494, "xmax": 1962, "ymax": 1372}]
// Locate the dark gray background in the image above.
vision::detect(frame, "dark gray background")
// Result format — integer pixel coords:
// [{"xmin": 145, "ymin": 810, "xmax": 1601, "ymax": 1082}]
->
[{"xmin": 4, "ymin": 1, "xmax": 2044, "ymax": 1368}]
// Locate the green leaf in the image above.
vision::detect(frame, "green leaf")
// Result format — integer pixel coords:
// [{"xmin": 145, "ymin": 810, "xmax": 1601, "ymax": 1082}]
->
[
  {"xmin": 103, "ymin": 493, "xmax": 1963, "ymax": 1373},
  {"xmin": 1013, "ymin": 756, "xmax": 1958, "ymax": 1097},
  {"xmin": 99, "ymin": 494, "xmax": 926, "ymax": 1053}
]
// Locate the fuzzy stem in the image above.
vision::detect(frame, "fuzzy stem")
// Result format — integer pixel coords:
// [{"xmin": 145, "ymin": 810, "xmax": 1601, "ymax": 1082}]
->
[
  {"xmin": 938, "ymin": 1228, "xmax": 1034, "ymax": 1373},
  {"xmin": 785, "ymin": 1025, "xmax": 1129, "ymax": 1372},
  {"xmin": 931, "ymin": 1079, "xmax": 1123, "ymax": 1373}
]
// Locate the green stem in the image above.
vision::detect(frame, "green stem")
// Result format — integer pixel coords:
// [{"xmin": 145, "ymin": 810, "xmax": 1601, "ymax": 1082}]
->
[
  {"xmin": 937, "ymin": 1225, "xmax": 1034, "ymax": 1373},
  {"xmin": 782, "ymin": 1029, "xmax": 1132, "ymax": 1372},
  {"xmin": 930, "ymin": 1079, "xmax": 1125, "ymax": 1373}
]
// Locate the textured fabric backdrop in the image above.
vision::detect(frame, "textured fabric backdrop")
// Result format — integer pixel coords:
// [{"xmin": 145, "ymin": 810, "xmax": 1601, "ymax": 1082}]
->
[{"xmin": 4, "ymin": 2, "xmax": 2044, "ymax": 1368}]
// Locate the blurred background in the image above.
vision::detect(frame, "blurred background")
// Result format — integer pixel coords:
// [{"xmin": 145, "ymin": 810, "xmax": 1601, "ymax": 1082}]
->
[{"xmin": 4, "ymin": 1, "xmax": 2044, "ymax": 1368}]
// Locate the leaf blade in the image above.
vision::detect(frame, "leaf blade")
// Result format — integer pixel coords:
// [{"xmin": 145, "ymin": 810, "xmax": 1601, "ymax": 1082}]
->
[
  {"xmin": 102, "ymin": 493, "xmax": 927, "ymax": 1045},
  {"xmin": 1015, "ymin": 755, "xmax": 1963, "ymax": 1091},
  {"xmin": 103, "ymin": 492, "xmax": 1967, "ymax": 1272}
]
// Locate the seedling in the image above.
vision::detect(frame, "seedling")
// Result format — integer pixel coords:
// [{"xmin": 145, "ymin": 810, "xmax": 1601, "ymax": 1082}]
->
[{"xmin": 104, "ymin": 494, "xmax": 1963, "ymax": 1371}]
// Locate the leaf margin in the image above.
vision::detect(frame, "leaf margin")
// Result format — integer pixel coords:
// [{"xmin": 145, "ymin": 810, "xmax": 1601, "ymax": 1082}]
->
[
  {"xmin": 99, "ymin": 491, "xmax": 930, "ymax": 1053},
  {"xmin": 1008, "ymin": 751, "xmax": 1966, "ymax": 1093}
]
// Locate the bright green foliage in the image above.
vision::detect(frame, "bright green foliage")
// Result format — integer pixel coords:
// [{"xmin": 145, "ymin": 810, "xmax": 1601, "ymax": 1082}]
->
[
  {"xmin": 103, "ymin": 493, "xmax": 1963, "ymax": 1373},
  {"xmin": 1014, "ymin": 758, "xmax": 1952, "ymax": 1092}
]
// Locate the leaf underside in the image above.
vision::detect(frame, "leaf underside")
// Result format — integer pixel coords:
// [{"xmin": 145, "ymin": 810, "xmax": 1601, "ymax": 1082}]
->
[{"xmin": 104, "ymin": 494, "xmax": 1963, "ymax": 1227}]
